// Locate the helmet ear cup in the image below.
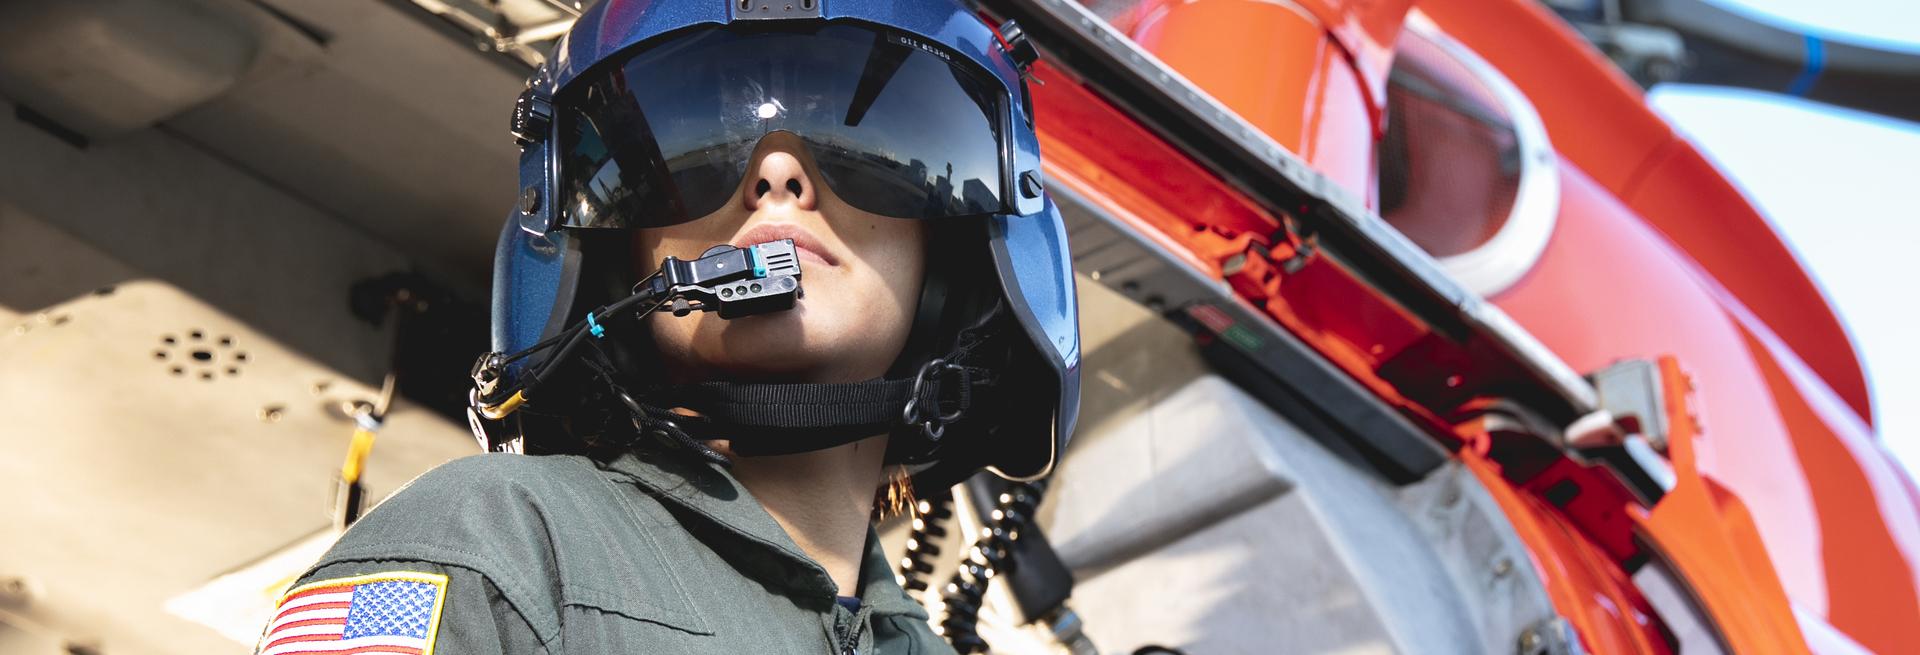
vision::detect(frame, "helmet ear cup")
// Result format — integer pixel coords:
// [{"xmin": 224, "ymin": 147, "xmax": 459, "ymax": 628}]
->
[
  {"xmin": 883, "ymin": 219, "xmax": 1000, "ymax": 467},
  {"xmin": 512, "ymin": 230, "xmax": 660, "ymax": 456},
  {"xmin": 978, "ymin": 333, "xmax": 1058, "ymax": 479}
]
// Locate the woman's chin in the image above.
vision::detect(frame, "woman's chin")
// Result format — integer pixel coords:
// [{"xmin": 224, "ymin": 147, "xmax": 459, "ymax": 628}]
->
[{"xmin": 701, "ymin": 308, "xmax": 895, "ymax": 382}]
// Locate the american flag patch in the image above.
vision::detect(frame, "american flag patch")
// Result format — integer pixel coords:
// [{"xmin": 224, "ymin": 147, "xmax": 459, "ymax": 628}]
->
[{"xmin": 256, "ymin": 571, "xmax": 448, "ymax": 655}]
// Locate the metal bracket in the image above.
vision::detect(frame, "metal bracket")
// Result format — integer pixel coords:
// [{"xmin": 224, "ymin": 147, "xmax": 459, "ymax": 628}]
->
[
  {"xmin": 1569, "ymin": 358, "xmax": 1685, "ymax": 502},
  {"xmin": 1516, "ymin": 616, "xmax": 1587, "ymax": 655},
  {"xmin": 1590, "ymin": 358, "xmax": 1671, "ymax": 451},
  {"xmin": 728, "ymin": 0, "xmax": 822, "ymax": 21}
]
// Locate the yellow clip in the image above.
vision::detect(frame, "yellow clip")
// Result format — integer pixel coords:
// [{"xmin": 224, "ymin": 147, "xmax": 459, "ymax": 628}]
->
[
  {"xmin": 478, "ymin": 390, "xmax": 527, "ymax": 420},
  {"xmin": 340, "ymin": 427, "xmax": 378, "ymax": 484}
]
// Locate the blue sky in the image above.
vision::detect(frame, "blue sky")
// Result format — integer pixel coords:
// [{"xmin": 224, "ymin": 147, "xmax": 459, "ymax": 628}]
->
[{"xmin": 1646, "ymin": 1, "xmax": 1920, "ymax": 474}]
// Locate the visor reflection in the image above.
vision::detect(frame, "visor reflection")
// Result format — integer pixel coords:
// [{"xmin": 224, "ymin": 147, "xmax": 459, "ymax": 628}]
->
[{"xmin": 556, "ymin": 24, "xmax": 1007, "ymax": 228}]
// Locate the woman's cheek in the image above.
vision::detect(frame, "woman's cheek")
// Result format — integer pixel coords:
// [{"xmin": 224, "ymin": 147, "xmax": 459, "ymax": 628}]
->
[
  {"xmin": 813, "ymin": 270, "xmax": 891, "ymax": 349},
  {"xmin": 644, "ymin": 312, "xmax": 700, "ymax": 375}
]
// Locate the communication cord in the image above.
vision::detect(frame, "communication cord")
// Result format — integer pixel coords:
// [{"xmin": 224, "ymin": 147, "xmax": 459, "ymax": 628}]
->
[
  {"xmin": 937, "ymin": 479, "xmax": 1047, "ymax": 654},
  {"xmin": 898, "ymin": 496, "xmax": 954, "ymax": 594}
]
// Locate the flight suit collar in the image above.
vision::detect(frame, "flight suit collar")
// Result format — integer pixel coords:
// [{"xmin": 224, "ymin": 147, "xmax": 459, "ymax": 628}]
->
[{"xmin": 602, "ymin": 449, "xmax": 928, "ymax": 620}]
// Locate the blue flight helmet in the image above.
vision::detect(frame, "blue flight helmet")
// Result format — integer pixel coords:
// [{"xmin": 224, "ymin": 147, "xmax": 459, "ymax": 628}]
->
[{"xmin": 482, "ymin": 0, "xmax": 1078, "ymax": 482}]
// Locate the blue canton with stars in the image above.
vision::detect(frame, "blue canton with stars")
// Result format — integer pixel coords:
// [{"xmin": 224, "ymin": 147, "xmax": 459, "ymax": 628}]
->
[{"xmin": 341, "ymin": 581, "xmax": 438, "ymax": 639}]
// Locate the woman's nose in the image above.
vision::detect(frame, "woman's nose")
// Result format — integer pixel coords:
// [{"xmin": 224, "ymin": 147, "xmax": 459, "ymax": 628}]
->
[{"xmin": 745, "ymin": 151, "xmax": 817, "ymax": 211}]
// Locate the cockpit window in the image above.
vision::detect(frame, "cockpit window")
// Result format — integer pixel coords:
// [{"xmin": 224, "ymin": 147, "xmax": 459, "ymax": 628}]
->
[
  {"xmin": 1377, "ymin": 23, "xmax": 1560, "ymax": 297},
  {"xmin": 1378, "ymin": 32, "xmax": 1522, "ymax": 258}
]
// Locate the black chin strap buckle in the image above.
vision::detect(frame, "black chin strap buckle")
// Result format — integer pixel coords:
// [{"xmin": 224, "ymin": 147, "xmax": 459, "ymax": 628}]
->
[{"xmin": 903, "ymin": 358, "xmax": 970, "ymax": 441}]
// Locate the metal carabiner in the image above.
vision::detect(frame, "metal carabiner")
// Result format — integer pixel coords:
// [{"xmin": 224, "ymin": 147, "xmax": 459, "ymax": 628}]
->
[{"xmin": 902, "ymin": 358, "xmax": 967, "ymax": 440}]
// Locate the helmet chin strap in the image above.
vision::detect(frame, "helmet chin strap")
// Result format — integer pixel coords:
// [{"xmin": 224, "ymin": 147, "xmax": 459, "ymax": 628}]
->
[
  {"xmin": 472, "ymin": 234, "xmax": 1003, "ymax": 464},
  {"xmin": 623, "ymin": 221, "xmax": 999, "ymax": 462},
  {"xmin": 621, "ymin": 300, "xmax": 1004, "ymax": 461}
]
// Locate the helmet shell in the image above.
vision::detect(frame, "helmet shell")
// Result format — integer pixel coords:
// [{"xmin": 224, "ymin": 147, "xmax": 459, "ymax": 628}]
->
[{"xmin": 493, "ymin": 0, "xmax": 1077, "ymax": 480}]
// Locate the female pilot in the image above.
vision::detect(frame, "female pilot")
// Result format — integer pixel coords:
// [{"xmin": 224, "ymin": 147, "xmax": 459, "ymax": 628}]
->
[{"xmin": 255, "ymin": 2, "xmax": 1078, "ymax": 653}]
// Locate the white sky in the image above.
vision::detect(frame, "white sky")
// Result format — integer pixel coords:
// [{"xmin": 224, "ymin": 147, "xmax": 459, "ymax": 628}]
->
[{"xmin": 1651, "ymin": 1, "xmax": 1920, "ymax": 471}]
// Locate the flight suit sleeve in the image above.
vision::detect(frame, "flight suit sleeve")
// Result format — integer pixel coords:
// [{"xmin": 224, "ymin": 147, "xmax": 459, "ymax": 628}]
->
[{"xmin": 258, "ymin": 559, "xmax": 548, "ymax": 655}]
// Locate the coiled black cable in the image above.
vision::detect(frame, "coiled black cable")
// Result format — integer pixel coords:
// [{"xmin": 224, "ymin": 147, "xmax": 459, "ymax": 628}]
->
[
  {"xmin": 898, "ymin": 496, "xmax": 954, "ymax": 593},
  {"xmin": 938, "ymin": 479, "xmax": 1048, "ymax": 654}
]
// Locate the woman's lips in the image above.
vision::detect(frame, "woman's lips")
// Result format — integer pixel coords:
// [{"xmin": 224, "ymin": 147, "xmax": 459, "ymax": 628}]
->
[{"xmin": 733, "ymin": 222, "xmax": 840, "ymax": 268}]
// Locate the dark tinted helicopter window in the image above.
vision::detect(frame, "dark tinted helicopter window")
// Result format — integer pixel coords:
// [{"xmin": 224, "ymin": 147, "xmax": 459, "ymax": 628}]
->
[{"xmin": 1377, "ymin": 31, "xmax": 1524, "ymax": 259}]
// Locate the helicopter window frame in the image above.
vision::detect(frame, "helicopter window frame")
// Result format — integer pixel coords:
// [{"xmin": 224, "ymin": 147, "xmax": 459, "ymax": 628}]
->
[{"xmin": 1385, "ymin": 14, "xmax": 1562, "ymax": 298}]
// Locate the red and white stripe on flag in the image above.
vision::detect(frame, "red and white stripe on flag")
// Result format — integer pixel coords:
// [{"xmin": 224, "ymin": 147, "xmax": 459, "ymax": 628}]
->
[{"xmin": 256, "ymin": 571, "xmax": 449, "ymax": 655}]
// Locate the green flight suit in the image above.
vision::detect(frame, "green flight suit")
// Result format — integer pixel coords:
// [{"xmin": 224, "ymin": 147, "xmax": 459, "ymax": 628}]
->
[{"xmin": 270, "ymin": 450, "xmax": 956, "ymax": 655}]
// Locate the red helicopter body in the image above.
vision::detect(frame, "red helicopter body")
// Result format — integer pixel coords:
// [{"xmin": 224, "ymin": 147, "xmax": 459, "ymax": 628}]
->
[{"xmin": 1023, "ymin": 1, "xmax": 1920, "ymax": 651}]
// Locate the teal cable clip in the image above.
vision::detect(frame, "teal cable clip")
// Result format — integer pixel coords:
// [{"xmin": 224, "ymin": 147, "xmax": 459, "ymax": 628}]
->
[
  {"xmin": 749, "ymin": 245, "xmax": 768, "ymax": 279},
  {"xmin": 586, "ymin": 313, "xmax": 606, "ymax": 339}
]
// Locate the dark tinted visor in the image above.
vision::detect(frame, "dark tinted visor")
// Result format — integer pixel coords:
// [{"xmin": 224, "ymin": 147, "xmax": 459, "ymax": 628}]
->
[{"xmin": 555, "ymin": 23, "xmax": 1008, "ymax": 228}]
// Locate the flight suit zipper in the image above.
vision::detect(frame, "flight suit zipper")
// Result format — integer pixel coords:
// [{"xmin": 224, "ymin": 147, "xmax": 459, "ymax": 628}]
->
[
  {"xmin": 834, "ymin": 620, "xmax": 857, "ymax": 655},
  {"xmin": 829, "ymin": 600, "xmax": 870, "ymax": 655}
]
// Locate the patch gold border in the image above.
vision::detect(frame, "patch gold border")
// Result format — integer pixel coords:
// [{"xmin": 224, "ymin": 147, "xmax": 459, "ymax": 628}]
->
[{"xmin": 271, "ymin": 570, "xmax": 450, "ymax": 655}]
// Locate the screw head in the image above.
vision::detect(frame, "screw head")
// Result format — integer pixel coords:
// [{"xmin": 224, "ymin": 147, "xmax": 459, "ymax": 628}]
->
[
  {"xmin": 1019, "ymin": 171, "xmax": 1044, "ymax": 199},
  {"xmin": 517, "ymin": 186, "xmax": 541, "ymax": 215}
]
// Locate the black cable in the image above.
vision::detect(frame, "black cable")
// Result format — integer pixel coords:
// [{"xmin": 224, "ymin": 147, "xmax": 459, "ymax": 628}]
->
[
  {"xmin": 504, "ymin": 289, "xmax": 670, "ymax": 402},
  {"xmin": 898, "ymin": 496, "xmax": 954, "ymax": 593},
  {"xmin": 614, "ymin": 389, "xmax": 732, "ymax": 467},
  {"xmin": 499, "ymin": 329, "xmax": 568, "ymax": 366},
  {"xmin": 493, "ymin": 269, "xmax": 666, "ymax": 377},
  {"xmin": 939, "ymin": 479, "xmax": 1048, "ymax": 654},
  {"xmin": 528, "ymin": 323, "xmax": 594, "ymax": 387}
]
